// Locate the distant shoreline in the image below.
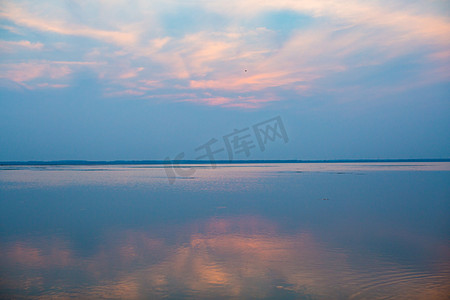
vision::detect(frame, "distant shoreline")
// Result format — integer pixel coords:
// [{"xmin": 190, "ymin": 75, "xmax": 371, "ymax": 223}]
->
[{"xmin": 1, "ymin": 159, "xmax": 449, "ymax": 166}]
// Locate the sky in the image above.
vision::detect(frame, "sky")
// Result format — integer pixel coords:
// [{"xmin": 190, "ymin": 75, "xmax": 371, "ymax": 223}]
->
[{"xmin": 0, "ymin": 0, "xmax": 449, "ymax": 161}]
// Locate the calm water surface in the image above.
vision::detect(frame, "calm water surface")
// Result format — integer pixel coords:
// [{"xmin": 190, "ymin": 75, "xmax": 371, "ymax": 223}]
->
[{"xmin": 0, "ymin": 163, "xmax": 449, "ymax": 299}]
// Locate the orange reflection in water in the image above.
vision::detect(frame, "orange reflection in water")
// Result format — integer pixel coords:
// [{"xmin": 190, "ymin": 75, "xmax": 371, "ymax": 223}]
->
[
  {"xmin": 5, "ymin": 240, "xmax": 74, "ymax": 268},
  {"xmin": 1, "ymin": 216, "xmax": 449, "ymax": 299}
]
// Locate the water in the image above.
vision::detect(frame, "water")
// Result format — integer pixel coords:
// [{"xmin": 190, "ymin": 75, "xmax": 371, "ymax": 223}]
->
[{"xmin": 0, "ymin": 163, "xmax": 449, "ymax": 299}]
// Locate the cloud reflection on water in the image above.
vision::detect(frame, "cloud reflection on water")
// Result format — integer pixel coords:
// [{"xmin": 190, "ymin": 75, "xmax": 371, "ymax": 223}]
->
[{"xmin": 1, "ymin": 216, "xmax": 449, "ymax": 299}]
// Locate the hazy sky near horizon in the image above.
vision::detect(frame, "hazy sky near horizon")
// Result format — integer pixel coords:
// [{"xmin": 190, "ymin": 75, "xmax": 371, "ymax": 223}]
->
[{"xmin": 0, "ymin": 0, "xmax": 449, "ymax": 161}]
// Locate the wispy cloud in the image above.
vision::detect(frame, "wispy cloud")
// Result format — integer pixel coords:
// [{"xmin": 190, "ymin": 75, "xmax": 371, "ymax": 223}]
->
[
  {"xmin": 182, "ymin": 95, "xmax": 279, "ymax": 109},
  {"xmin": 0, "ymin": 60, "xmax": 103, "ymax": 89},
  {"xmin": 0, "ymin": 0, "xmax": 449, "ymax": 108},
  {"xmin": 0, "ymin": 62, "xmax": 70, "ymax": 83},
  {"xmin": 0, "ymin": 2, "xmax": 138, "ymax": 46},
  {"xmin": 0, "ymin": 40, "xmax": 43, "ymax": 51}
]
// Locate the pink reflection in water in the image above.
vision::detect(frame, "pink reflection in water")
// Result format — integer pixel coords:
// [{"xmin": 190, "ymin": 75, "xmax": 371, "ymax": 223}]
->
[{"xmin": 1, "ymin": 215, "xmax": 449, "ymax": 299}]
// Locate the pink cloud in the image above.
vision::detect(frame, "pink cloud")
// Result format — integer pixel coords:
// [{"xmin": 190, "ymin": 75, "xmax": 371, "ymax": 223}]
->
[
  {"xmin": 0, "ymin": 61, "xmax": 102, "ymax": 88},
  {"xmin": 104, "ymin": 89, "xmax": 146, "ymax": 97},
  {"xmin": 189, "ymin": 71, "xmax": 316, "ymax": 92},
  {"xmin": 118, "ymin": 67, "xmax": 144, "ymax": 79},
  {"xmin": 0, "ymin": 62, "xmax": 71, "ymax": 82},
  {"xmin": 1, "ymin": 0, "xmax": 448, "ymax": 109},
  {"xmin": 182, "ymin": 95, "xmax": 278, "ymax": 109},
  {"xmin": 0, "ymin": 3, "xmax": 137, "ymax": 46},
  {"xmin": 0, "ymin": 40, "xmax": 44, "ymax": 51},
  {"xmin": 36, "ymin": 83, "xmax": 69, "ymax": 88}
]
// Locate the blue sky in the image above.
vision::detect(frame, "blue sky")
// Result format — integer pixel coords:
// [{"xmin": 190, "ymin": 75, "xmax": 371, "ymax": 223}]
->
[{"xmin": 0, "ymin": 0, "xmax": 449, "ymax": 161}]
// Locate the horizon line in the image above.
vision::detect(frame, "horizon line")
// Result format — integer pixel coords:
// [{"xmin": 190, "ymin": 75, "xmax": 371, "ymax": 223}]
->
[{"xmin": 1, "ymin": 158, "xmax": 449, "ymax": 166}]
